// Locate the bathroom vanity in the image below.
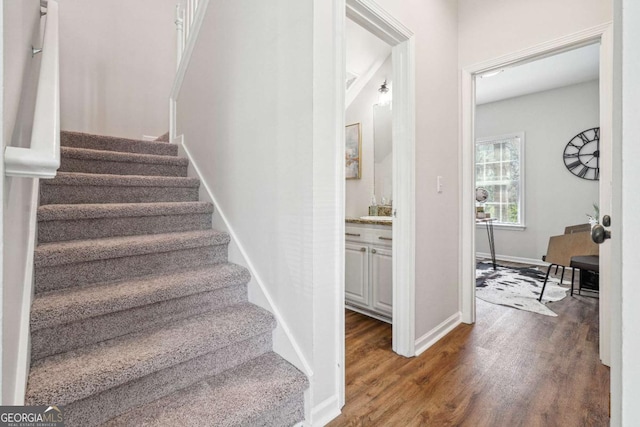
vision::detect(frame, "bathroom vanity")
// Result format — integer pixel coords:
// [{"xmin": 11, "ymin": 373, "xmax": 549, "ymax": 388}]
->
[{"xmin": 345, "ymin": 218, "xmax": 392, "ymax": 323}]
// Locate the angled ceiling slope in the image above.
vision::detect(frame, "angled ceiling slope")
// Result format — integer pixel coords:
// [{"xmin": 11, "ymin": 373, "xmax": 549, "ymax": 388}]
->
[{"xmin": 345, "ymin": 18, "xmax": 392, "ymax": 107}]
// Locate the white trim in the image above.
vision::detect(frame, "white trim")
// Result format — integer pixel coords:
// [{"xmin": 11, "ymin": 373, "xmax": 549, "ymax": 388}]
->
[
  {"xmin": 169, "ymin": 0, "xmax": 210, "ymax": 141},
  {"xmin": 476, "ymin": 223, "xmax": 526, "ymax": 231},
  {"xmin": 476, "ymin": 252, "xmax": 547, "ymax": 267},
  {"xmin": 414, "ymin": 312, "xmax": 462, "ymax": 357},
  {"xmin": 13, "ymin": 179, "xmax": 39, "ymax": 404},
  {"xmin": 460, "ymin": 23, "xmax": 614, "ymax": 328},
  {"xmin": 346, "ymin": 0, "xmax": 412, "ymax": 45},
  {"xmin": 310, "ymin": 395, "xmax": 341, "ymax": 427},
  {"xmin": 597, "ymin": 27, "xmax": 614, "ymax": 367},
  {"xmin": 332, "ymin": 0, "xmax": 347, "ymax": 412},
  {"xmin": 345, "ymin": 305, "xmax": 391, "ymax": 324},
  {"xmin": 459, "ymin": 69, "xmax": 476, "ymax": 325},
  {"xmin": 390, "ymin": 37, "xmax": 416, "ymax": 357},
  {"xmin": 5, "ymin": 0, "xmax": 59, "ymax": 179},
  {"xmin": 464, "ymin": 23, "xmax": 611, "ymax": 76},
  {"xmin": 346, "ymin": 0, "xmax": 416, "ymax": 359},
  {"xmin": 175, "ymin": 135, "xmax": 314, "ymax": 379}
]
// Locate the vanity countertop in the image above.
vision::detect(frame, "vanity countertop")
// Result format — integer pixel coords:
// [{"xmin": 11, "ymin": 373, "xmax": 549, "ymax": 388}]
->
[{"xmin": 346, "ymin": 217, "xmax": 393, "ymax": 226}]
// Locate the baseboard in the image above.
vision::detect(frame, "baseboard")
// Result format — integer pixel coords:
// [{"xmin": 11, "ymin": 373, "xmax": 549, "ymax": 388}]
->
[
  {"xmin": 311, "ymin": 395, "xmax": 341, "ymax": 426},
  {"xmin": 14, "ymin": 179, "xmax": 40, "ymax": 404},
  {"xmin": 345, "ymin": 305, "xmax": 391, "ymax": 324},
  {"xmin": 476, "ymin": 252, "xmax": 547, "ymax": 267},
  {"xmin": 175, "ymin": 135, "xmax": 314, "ymax": 382},
  {"xmin": 414, "ymin": 312, "xmax": 462, "ymax": 357}
]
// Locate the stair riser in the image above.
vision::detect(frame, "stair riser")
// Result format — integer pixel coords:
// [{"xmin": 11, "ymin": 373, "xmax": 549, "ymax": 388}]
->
[
  {"xmin": 35, "ymin": 245, "xmax": 228, "ymax": 293},
  {"xmin": 61, "ymin": 132, "xmax": 178, "ymax": 156},
  {"xmin": 32, "ymin": 284, "xmax": 248, "ymax": 361},
  {"xmin": 60, "ymin": 157, "xmax": 188, "ymax": 177},
  {"xmin": 38, "ymin": 214, "xmax": 212, "ymax": 243},
  {"xmin": 40, "ymin": 185, "xmax": 199, "ymax": 205},
  {"xmin": 64, "ymin": 333, "xmax": 272, "ymax": 427}
]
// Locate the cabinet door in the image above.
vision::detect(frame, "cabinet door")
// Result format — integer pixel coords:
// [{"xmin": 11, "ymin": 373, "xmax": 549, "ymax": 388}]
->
[
  {"xmin": 370, "ymin": 246, "xmax": 393, "ymax": 316},
  {"xmin": 345, "ymin": 242, "xmax": 369, "ymax": 307}
]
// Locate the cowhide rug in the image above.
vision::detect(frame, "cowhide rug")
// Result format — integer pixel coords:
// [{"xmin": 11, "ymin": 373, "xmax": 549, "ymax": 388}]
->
[{"xmin": 476, "ymin": 262, "xmax": 568, "ymax": 317}]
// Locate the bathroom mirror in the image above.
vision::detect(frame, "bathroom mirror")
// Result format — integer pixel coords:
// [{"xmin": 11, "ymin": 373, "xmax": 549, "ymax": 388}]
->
[{"xmin": 373, "ymin": 103, "xmax": 392, "ymax": 204}]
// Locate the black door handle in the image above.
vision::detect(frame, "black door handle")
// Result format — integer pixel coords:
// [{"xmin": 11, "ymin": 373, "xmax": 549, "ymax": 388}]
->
[{"xmin": 592, "ymin": 224, "xmax": 611, "ymax": 244}]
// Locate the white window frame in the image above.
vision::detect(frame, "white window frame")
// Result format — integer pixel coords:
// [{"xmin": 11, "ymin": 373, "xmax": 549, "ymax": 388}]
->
[{"xmin": 475, "ymin": 132, "xmax": 526, "ymax": 231}]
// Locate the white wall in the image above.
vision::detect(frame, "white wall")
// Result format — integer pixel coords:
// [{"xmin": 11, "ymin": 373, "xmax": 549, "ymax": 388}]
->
[
  {"xmin": 370, "ymin": 0, "xmax": 460, "ymax": 342},
  {"xmin": 345, "ymin": 56, "xmax": 391, "ymax": 218},
  {"xmin": 459, "ymin": 0, "xmax": 612, "ymax": 68},
  {"xmin": 174, "ymin": 0, "xmax": 319, "ymax": 411},
  {"xmin": 58, "ymin": 0, "xmax": 176, "ymax": 139},
  {"xmin": 2, "ymin": 0, "xmax": 41, "ymax": 404},
  {"xmin": 475, "ymin": 81, "xmax": 600, "ymax": 261}
]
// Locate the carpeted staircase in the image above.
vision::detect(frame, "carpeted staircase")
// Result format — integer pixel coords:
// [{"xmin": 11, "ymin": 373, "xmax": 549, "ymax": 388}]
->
[{"xmin": 25, "ymin": 131, "xmax": 308, "ymax": 426}]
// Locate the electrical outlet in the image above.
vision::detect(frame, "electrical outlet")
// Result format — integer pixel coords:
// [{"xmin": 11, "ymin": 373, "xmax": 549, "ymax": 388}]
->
[{"xmin": 437, "ymin": 176, "xmax": 443, "ymax": 193}]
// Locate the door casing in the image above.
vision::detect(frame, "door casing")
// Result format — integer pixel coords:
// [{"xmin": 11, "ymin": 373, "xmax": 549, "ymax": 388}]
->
[{"xmin": 459, "ymin": 24, "xmax": 614, "ymax": 365}]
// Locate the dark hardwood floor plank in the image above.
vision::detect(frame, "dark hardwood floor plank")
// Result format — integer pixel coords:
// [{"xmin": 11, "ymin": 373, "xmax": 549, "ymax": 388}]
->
[{"xmin": 329, "ymin": 277, "xmax": 610, "ymax": 427}]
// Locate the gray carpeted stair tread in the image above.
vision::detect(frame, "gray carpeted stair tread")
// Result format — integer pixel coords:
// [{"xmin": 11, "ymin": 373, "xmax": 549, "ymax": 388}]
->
[
  {"xmin": 26, "ymin": 303, "xmax": 276, "ymax": 406},
  {"xmin": 61, "ymin": 131, "xmax": 178, "ymax": 156},
  {"xmin": 35, "ymin": 229, "xmax": 229, "ymax": 268},
  {"xmin": 41, "ymin": 172, "xmax": 199, "ymax": 188},
  {"xmin": 61, "ymin": 147, "xmax": 188, "ymax": 166},
  {"xmin": 31, "ymin": 282, "xmax": 249, "ymax": 361},
  {"xmin": 67, "ymin": 334, "xmax": 273, "ymax": 427},
  {"xmin": 39, "ymin": 174, "xmax": 200, "ymax": 205},
  {"xmin": 60, "ymin": 147, "xmax": 189, "ymax": 177},
  {"xmin": 102, "ymin": 352, "xmax": 308, "ymax": 427},
  {"xmin": 31, "ymin": 263, "xmax": 251, "ymax": 331},
  {"xmin": 38, "ymin": 201, "xmax": 213, "ymax": 222}
]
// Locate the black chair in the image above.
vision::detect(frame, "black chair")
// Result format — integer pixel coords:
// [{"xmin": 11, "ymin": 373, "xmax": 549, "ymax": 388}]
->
[{"xmin": 569, "ymin": 255, "xmax": 599, "ymax": 296}]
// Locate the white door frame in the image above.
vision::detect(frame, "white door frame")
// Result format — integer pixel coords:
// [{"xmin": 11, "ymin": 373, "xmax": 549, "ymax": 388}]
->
[
  {"xmin": 345, "ymin": 0, "xmax": 416, "ymax": 357},
  {"xmin": 460, "ymin": 24, "xmax": 614, "ymax": 360}
]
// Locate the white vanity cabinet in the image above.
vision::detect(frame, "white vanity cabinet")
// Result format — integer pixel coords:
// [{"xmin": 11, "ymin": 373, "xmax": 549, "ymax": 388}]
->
[{"xmin": 345, "ymin": 223, "xmax": 392, "ymax": 322}]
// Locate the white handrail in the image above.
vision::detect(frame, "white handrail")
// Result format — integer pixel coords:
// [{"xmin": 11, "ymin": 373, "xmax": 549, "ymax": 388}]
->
[
  {"xmin": 175, "ymin": 0, "xmax": 200, "ymax": 70},
  {"xmin": 5, "ymin": 0, "xmax": 60, "ymax": 179}
]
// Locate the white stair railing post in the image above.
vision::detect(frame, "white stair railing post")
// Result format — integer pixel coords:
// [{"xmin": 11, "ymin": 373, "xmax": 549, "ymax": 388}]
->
[
  {"xmin": 175, "ymin": 4, "xmax": 185, "ymax": 70},
  {"xmin": 171, "ymin": 0, "xmax": 207, "ymax": 141}
]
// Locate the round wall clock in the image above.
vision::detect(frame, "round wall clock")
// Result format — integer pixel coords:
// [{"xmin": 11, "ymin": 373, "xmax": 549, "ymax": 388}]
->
[{"xmin": 563, "ymin": 127, "xmax": 600, "ymax": 181}]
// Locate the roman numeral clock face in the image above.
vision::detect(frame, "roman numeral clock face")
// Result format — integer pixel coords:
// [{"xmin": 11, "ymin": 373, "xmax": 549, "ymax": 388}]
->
[{"xmin": 563, "ymin": 127, "xmax": 600, "ymax": 180}]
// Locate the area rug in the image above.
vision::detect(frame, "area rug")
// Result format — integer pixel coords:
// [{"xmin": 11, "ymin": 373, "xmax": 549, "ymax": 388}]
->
[{"xmin": 476, "ymin": 262, "xmax": 568, "ymax": 317}]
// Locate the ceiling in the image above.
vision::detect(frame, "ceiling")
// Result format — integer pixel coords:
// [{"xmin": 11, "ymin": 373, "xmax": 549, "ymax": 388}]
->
[
  {"xmin": 346, "ymin": 18, "xmax": 391, "ymax": 85},
  {"xmin": 476, "ymin": 43, "xmax": 600, "ymax": 105},
  {"xmin": 345, "ymin": 20, "xmax": 599, "ymax": 107}
]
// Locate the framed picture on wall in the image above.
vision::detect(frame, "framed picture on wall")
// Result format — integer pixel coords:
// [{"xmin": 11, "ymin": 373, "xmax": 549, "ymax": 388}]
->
[{"xmin": 345, "ymin": 123, "xmax": 362, "ymax": 179}]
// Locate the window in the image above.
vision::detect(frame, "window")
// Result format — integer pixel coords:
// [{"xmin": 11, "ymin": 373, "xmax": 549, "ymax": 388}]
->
[{"xmin": 475, "ymin": 133, "xmax": 525, "ymax": 228}]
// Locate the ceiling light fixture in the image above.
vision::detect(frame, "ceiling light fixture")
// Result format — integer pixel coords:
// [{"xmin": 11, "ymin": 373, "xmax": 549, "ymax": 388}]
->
[{"xmin": 378, "ymin": 79, "xmax": 391, "ymax": 105}]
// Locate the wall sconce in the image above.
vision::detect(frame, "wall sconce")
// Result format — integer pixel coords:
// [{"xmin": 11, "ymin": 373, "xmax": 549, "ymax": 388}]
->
[{"xmin": 378, "ymin": 80, "xmax": 391, "ymax": 105}]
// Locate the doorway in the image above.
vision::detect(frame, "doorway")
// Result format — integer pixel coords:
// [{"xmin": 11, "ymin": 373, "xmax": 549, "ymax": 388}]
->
[
  {"xmin": 460, "ymin": 26, "xmax": 614, "ymax": 365},
  {"xmin": 342, "ymin": 0, "xmax": 415, "ymax": 360},
  {"xmin": 344, "ymin": 16, "xmax": 394, "ymax": 325}
]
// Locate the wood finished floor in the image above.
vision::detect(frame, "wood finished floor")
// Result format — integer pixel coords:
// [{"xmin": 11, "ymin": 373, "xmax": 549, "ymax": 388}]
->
[{"xmin": 328, "ymin": 267, "xmax": 610, "ymax": 427}]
